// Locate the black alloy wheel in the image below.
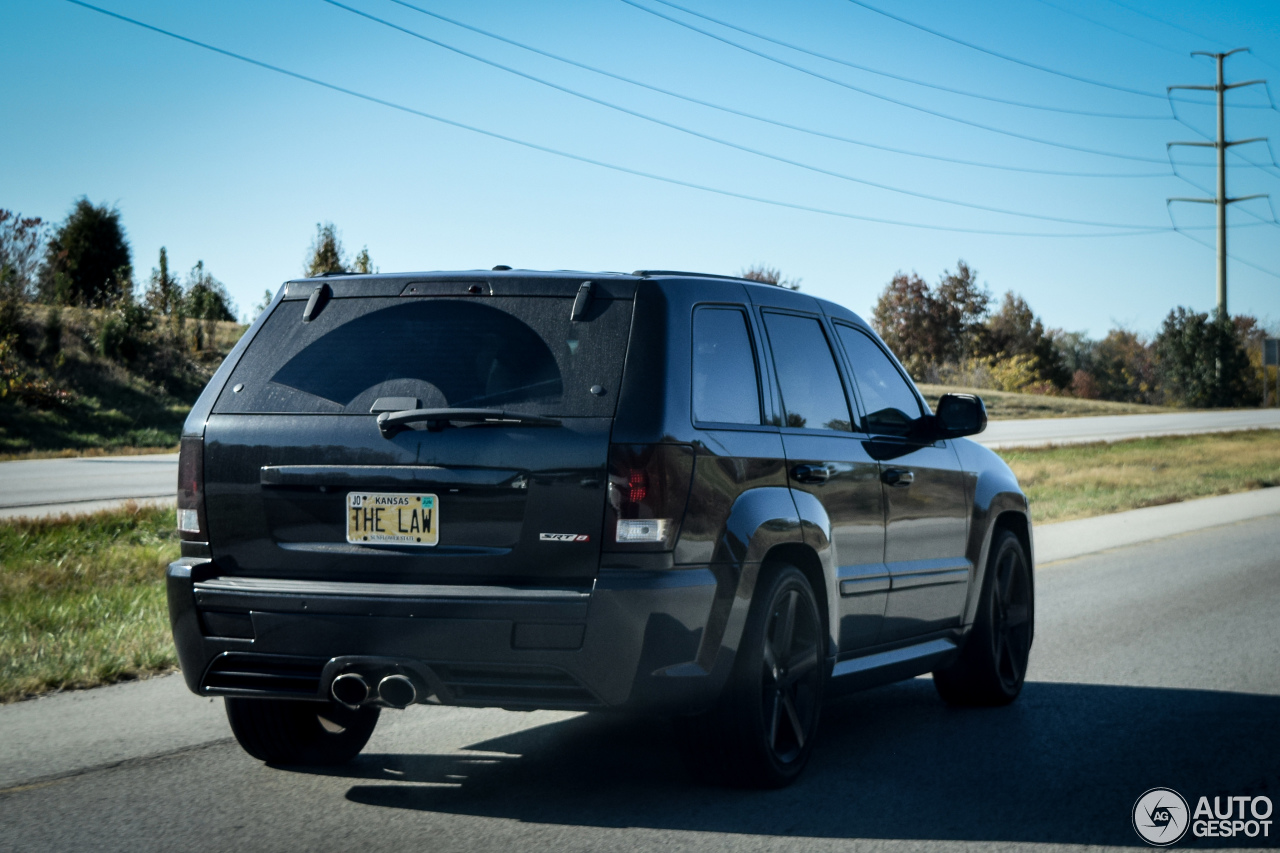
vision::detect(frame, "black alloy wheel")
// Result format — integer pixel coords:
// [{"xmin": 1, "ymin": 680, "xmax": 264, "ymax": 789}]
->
[
  {"xmin": 760, "ymin": 581, "xmax": 823, "ymax": 764},
  {"xmin": 990, "ymin": 536, "xmax": 1033, "ymax": 692},
  {"xmin": 934, "ymin": 529, "xmax": 1033, "ymax": 706},
  {"xmin": 684, "ymin": 564, "xmax": 824, "ymax": 788}
]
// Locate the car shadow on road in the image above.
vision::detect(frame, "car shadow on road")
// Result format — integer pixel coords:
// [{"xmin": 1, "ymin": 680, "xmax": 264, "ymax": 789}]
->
[{"xmin": 290, "ymin": 679, "xmax": 1280, "ymax": 847}]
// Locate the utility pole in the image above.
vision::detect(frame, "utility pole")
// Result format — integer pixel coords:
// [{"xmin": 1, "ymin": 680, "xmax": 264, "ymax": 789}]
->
[{"xmin": 1167, "ymin": 49, "xmax": 1269, "ymax": 316}]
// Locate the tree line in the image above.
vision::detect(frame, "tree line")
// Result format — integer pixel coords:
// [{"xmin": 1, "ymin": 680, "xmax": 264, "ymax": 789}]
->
[
  {"xmin": 871, "ymin": 260, "xmax": 1269, "ymax": 409},
  {"xmin": 2, "ymin": 198, "xmax": 376, "ymax": 347},
  {"xmin": 1, "ymin": 197, "xmax": 374, "ymax": 411},
  {"xmin": 1, "ymin": 198, "xmax": 238, "ymax": 354}
]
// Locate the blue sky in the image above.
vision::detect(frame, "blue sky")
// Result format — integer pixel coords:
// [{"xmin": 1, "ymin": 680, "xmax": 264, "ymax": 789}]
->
[{"xmin": 2, "ymin": 0, "xmax": 1278, "ymax": 336}]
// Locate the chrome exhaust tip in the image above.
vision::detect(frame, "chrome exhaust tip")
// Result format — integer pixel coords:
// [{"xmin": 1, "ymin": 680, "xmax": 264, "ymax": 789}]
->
[
  {"xmin": 377, "ymin": 674, "xmax": 418, "ymax": 708},
  {"xmin": 330, "ymin": 672, "xmax": 369, "ymax": 708}
]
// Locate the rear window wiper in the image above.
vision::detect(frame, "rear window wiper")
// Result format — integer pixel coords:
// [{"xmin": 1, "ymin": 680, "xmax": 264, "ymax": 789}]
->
[{"xmin": 377, "ymin": 407, "xmax": 561, "ymax": 437}]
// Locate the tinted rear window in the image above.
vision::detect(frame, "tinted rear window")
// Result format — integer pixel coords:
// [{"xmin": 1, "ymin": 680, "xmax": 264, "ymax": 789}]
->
[
  {"xmin": 691, "ymin": 306, "xmax": 761, "ymax": 425},
  {"xmin": 214, "ymin": 296, "xmax": 632, "ymax": 417}
]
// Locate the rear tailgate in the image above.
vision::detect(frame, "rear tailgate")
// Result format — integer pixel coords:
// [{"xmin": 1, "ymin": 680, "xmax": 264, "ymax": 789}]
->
[{"xmin": 202, "ymin": 277, "xmax": 633, "ymax": 585}]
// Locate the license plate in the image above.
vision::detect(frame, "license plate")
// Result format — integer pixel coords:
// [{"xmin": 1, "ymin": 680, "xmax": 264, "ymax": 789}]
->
[{"xmin": 346, "ymin": 492, "xmax": 438, "ymax": 546}]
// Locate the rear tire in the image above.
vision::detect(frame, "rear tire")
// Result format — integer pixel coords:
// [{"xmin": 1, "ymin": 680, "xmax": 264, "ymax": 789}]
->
[
  {"xmin": 682, "ymin": 564, "xmax": 825, "ymax": 788},
  {"xmin": 933, "ymin": 529, "xmax": 1033, "ymax": 706},
  {"xmin": 225, "ymin": 697, "xmax": 380, "ymax": 765}
]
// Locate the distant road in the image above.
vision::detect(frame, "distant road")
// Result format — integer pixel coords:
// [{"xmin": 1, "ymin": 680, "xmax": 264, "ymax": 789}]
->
[
  {"xmin": 0, "ymin": 454, "xmax": 178, "ymax": 519},
  {"xmin": 975, "ymin": 408, "xmax": 1280, "ymax": 449},
  {"xmin": 1, "ymin": 408, "xmax": 1278, "ymax": 518}
]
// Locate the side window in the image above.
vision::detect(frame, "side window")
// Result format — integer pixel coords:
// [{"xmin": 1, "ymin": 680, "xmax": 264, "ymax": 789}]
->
[
  {"xmin": 835, "ymin": 325, "xmax": 923, "ymax": 436},
  {"xmin": 691, "ymin": 307, "xmax": 762, "ymax": 425},
  {"xmin": 761, "ymin": 312, "xmax": 853, "ymax": 432}
]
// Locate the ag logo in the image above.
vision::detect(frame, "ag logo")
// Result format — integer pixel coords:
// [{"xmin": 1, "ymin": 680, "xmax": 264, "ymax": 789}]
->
[{"xmin": 1133, "ymin": 788, "xmax": 1190, "ymax": 846}]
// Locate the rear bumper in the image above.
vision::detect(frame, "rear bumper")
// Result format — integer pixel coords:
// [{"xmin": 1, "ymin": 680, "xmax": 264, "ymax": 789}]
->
[{"xmin": 167, "ymin": 559, "xmax": 737, "ymax": 714}]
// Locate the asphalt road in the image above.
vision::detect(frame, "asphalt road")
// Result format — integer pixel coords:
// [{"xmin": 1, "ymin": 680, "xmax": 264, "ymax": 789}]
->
[
  {"xmin": 2, "ymin": 507, "xmax": 1276, "ymax": 852},
  {"xmin": 0, "ymin": 453, "xmax": 178, "ymax": 519},
  {"xmin": 976, "ymin": 407, "xmax": 1280, "ymax": 448},
  {"xmin": 3, "ymin": 409, "xmax": 1279, "ymax": 519}
]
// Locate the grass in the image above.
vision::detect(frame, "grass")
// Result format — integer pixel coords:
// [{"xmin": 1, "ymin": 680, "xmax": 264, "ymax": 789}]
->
[
  {"xmin": 918, "ymin": 384, "xmax": 1174, "ymax": 420},
  {"xmin": 2, "ymin": 431, "xmax": 1276, "ymax": 703},
  {"xmin": 1003, "ymin": 429, "xmax": 1280, "ymax": 524},
  {"xmin": 0, "ymin": 445, "xmax": 179, "ymax": 463},
  {"xmin": 0, "ymin": 503, "xmax": 179, "ymax": 703}
]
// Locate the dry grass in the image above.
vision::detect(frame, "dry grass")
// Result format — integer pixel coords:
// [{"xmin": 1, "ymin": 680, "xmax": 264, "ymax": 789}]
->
[
  {"xmin": 1004, "ymin": 429, "xmax": 1280, "ymax": 524},
  {"xmin": 919, "ymin": 384, "xmax": 1174, "ymax": 420},
  {"xmin": 0, "ymin": 306, "xmax": 245, "ymax": 457},
  {"xmin": 0, "ymin": 502, "xmax": 179, "ymax": 702}
]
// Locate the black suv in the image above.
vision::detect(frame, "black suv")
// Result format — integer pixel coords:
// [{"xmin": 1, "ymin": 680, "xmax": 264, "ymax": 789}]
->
[{"xmin": 169, "ymin": 269, "xmax": 1033, "ymax": 787}]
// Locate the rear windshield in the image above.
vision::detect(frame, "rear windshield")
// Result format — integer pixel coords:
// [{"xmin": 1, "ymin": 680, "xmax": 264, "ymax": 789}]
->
[{"xmin": 213, "ymin": 296, "xmax": 633, "ymax": 417}]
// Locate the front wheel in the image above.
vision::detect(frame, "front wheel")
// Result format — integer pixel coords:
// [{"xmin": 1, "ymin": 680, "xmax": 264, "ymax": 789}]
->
[
  {"xmin": 933, "ymin": 529, "xmax": 1034, "ymax": 706},
  {"xmin": 225, "ymin": 697, "xmax": 380, "ymax": 765},
  {"xmin": 682, "ymin": 564, "xmax": 825, "ymax": 788}
]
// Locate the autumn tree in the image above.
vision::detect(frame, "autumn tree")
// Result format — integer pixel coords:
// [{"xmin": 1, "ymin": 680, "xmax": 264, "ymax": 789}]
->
[
  {"xmin": 741, "ymin": 264, "xmax": 800, "ymax": 290},
  {"xmin": 0, "ymin": 210, "xmax": 45, "ymax": 336},
  {"xmin": 185, "ymin": 261, "xmax": 235, "ymax": 321},
  {"xmin": 185, "ymin": 260, "xmax": 236, "ymax": 350},
  {"xmin": 984, "ymin": 292, "xmax": 1069, "ymax": 388},
  {"xmin": 143, "ymin": 247, "xmax": 183, "ymax": 317},
  {"xmin": 1092, "ymin": 329, "xmax": 1159, "ymax": 404},
  {"xmin": 352, "ymin": 246, "xmax": 375, "ymax": 274},
  {"xmin": 0, "ymin": 210, "xmax": 45, "ymax": 300},
  {"xmin": 871, "ymin": 271, "xmax": 940, "ymax": 378},
  {"xmin": 305, "ymin": 222, "xmax": 347, "ymax": 276},
  {"xmin": 933, "ymin": 260, "xmax": 990, "ymax": 363},
  {"xmin": 871, "ymin": 261, "xmax": 990, "ymax": 378}
]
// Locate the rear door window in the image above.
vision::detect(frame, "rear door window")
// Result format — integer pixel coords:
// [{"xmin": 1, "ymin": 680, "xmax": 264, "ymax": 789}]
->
[
  {"xmin": 691, "ymin": 306, "xmax": 762, "ymax": 425},
  {"xmin": 761, "ymin": 312, "xmax": 853, "ymax": 432},
  {"xmin": 214, "ymin": 296, "xmax": 632, "ymax": 417},
  {"xmin": 834, "ymin": 325, "xmax": 923, "ymax": 436}
]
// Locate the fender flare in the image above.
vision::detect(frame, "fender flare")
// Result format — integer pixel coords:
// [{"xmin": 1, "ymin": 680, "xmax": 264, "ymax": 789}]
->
[
  {"xmin": 963, "ymin": 489, "xmax": 1033, "ymax": 627},
  {"xmin": 696, "ymin": 486, "xmax": 808, "ymax": 673}
]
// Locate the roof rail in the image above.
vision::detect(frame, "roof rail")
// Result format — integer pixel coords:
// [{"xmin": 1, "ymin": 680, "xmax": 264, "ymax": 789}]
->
[{"xmin": 630, "ymin": 269, "xmax": 753, "ymax": 282}]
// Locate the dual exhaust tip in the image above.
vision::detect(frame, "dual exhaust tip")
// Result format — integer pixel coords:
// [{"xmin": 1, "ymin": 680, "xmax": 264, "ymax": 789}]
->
[{"xmin": 331, "ymin": 672, "xmax": 417, "ymax": 709}]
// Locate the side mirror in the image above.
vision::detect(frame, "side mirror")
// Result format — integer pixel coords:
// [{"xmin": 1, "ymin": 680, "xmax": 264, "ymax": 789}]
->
[{"xmin": 934, "ymin": 393, "xmax": 987, "ymax": 439}]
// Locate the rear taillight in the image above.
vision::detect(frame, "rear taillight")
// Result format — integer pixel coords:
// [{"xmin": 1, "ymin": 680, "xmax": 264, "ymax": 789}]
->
[
  {"xmin": 604, "ymin": 444, "xmax": 694, "ymax": 550},
  {"xmin": 177, "ymin": 435, "xmax": 207, "ymax": 540}
]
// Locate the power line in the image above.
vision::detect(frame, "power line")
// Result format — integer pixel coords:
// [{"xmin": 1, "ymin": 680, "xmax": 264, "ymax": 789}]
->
[
  {"xmin": 617, "ymin": 0, "xmax": 1176, "ymax": 164},
  {"xmin": 324, "ymin": 0, "xmax": 1172, "ymax": 229},
  {"xmin": 1171, "ymin": 226, "xmax": 1280, "ymax": 281},
  {"xmin": 1170, "ymin": 108, "xmax": 1280, "ymax": 179},
  {"xmin": 58, "ymin": 0, "xmax": 1176, "ymax": 239},
  {"xmin": 1170, "ymin": 157, "xmax": 1279, "ymax": 232},
  {"xmin": 381, "ymin": 0, "xmax": 1169, "ymax": 179},
  {"xmin": 1027, "ymin": 0, "xmax": 1194, "ymax": 58},
  {"xmin": 1098, "ymin": 0, "xmax": 1280, "ymax": 109},
  {"xmin": 634, "ymin": 0, "xmax": 1167, "ymax": 119},
  {"xmin": 1100, "ymin": 0, "xmax": 1228, "ymax": 49},
  {"xmin": 840, "ymin": 0, "xmax": 1274, "ymax": 110}
]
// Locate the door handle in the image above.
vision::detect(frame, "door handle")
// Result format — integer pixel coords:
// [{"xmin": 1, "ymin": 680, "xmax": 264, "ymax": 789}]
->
[
  {"xmin": 791, "ymin": 464, "xmax": 830, "ymax": 484},
  {"xmin": 882, "ymin": 468, "xmax": 914, "ymax": 487}
]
